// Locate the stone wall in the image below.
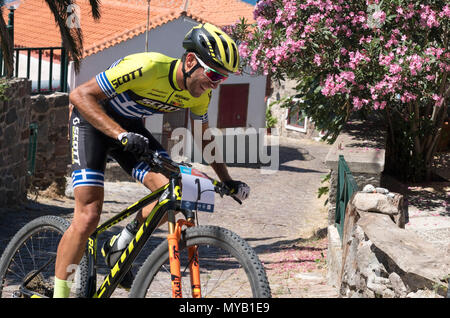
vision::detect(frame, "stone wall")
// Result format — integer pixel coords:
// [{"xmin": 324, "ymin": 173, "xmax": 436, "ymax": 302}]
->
[
  {"xmin": 0, "ymin": 79, "xmax": 32, "ymax": 206},
  {"xmin": 328, "ymin": 192, "xmax": 449, "ymax": 298},
  {"xmin": 0, "ymin": 77, "xmax": 70, "ymax": 207},
  {"xmin": 30, "ymin": 93, "xmax": 70, "ymax": 194}
]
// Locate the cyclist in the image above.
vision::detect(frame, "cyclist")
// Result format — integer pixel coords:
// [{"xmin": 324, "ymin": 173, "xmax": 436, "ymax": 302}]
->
[{"xmin": 53, "ymin": 23, "xmax": 250, "ymax": 297}]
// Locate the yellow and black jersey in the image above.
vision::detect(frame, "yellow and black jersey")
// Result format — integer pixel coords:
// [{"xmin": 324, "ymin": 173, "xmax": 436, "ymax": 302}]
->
[{"xmin": 95, "ymin": 52, "xmax": 211, "ymax": 123}]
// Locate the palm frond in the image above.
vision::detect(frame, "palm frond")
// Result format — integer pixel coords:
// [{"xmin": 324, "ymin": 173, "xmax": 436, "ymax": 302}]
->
[
  {"xmin": 0, "ymin": 0, "xmax": 102, "ymax": 76},
  {"xmin": 88, "ymin": 0, "xmax": 101, "ymax": 20}
]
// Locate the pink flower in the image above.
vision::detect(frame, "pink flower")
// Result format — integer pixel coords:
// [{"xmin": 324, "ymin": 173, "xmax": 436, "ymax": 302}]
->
[
  {"xmin": 275, "ymin": 9, "xmax": 284, "ymax": 24},
  {"xmin": 314, "ymin": 54, "xmax": 322, "ymax": 66},
  {"xmin": 378, "ymin": 52, "xmax": 394, "ymax": 66},
  {"xmin": 419, "ymin": 5, "xmax": 440, "ymax": 28},
  {"xmin": 286, "ymin": 23, "xmax": 297, "ymax": 37},
  {"xmin": 371, "ymin": 10, "xmax": 386, "ymax": 26},
  {"xmin": 340, "ymin": 71, "xmax": 355, "ymax": 83},
  {"xmin": 440, "ymin": 5, "xmax": 450, "ymax": 18},
  {"xmin": 321, "ymin": 73, "xmax": 351, "ymax": 97},
  {"xmin": 425, "ymin": 47, "xmax": 444, "ymax": 59},
  {"xmin": 389, "ymin": 64, "xmax": 402, "ymax": 74},
  {"xmin": 353, "ymin": 96, "xmax": 369, "ymax": 110},
  {"xmin": 348, "ymin": 50, "xmax": 370, "ymax": 69},
  {"xmin": 257, "ymin": 17, "xmax": 271, "ymax": 29},
  {"xmin": 408, "ymin": 54, "xmax": 423, "ymax": 75},
  {"xmin": 396, "ymin": 46, "xmax": 407, "ymax": 56},
  {"xmin": 374, "ymin": 101, "xmax": 380, "ymax": 110},
  {"xmin": 401, "ymin": 91, "xmax": 417, "ymax": 103},
  {"xmin": 432, "ymin": 94, "xmax": 443, "ymax": 107},
  {"xmin": 238, "ymin": 42, "xmax": 250, "ymax": 59}
]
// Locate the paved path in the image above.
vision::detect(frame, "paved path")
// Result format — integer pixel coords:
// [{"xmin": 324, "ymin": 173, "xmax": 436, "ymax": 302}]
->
[{"xmin": 0, "ymin": 136, "xmax": 339, "ymax": 298}]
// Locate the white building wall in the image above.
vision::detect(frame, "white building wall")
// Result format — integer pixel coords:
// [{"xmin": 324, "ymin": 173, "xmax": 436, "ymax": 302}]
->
[{"xmin": 69, "ymin": 17, "xmax": 266, "ymax": 132}]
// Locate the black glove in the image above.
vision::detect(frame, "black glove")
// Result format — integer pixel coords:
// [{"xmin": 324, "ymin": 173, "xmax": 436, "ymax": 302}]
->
[
  {"xmin": 224, "ymin": 180, "xmax": 250, "ymax": 201},
  {"xmin": 118, "ymin": 132, "xmax": 149, "ymax": 156}
]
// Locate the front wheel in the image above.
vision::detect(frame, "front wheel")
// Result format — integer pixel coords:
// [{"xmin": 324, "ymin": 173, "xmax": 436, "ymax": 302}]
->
[{"xmin": 129, "ymin": 225, "xmax": 271, "ymax": 298}]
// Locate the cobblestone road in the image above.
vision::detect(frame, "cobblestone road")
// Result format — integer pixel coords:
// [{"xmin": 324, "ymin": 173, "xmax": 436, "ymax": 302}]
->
[{"xmin": 0, "ymin": 136, "xmax": 339, "ymax": 298}]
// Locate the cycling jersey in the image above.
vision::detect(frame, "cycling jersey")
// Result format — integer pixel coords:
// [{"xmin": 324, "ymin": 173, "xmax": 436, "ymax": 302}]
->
[
  {"xmin": 70, "ymin": 52, "xmax": 209, "ymax": 189},
  {"xmin": 70, "ymin": 105, "xmax": 168, "ymax": 188},
  {"xmin": 95, "ymin": 52, "xmax": 211, "ymax": 123}
]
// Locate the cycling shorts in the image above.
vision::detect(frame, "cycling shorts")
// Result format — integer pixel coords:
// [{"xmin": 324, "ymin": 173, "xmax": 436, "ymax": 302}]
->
[{"xmin": 69, "ymin": 103, "xmax": 169, "ymax": 189}]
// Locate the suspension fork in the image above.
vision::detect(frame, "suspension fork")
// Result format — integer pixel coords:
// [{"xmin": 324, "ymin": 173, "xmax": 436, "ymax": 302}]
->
[{"xmin": 167, "ymin": 211, "xmax": 201, "ymax": 298}]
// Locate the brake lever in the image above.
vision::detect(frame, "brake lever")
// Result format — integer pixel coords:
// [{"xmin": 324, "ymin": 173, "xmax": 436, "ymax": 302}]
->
[
  {"xmin": 180, "ymin": 161, "xmax": 192, "ymax": 167},
  {"xmin": 216, "ymin": 182, "xmax": 242, "ymax": 205},
  {"xmin": 231, "ymin": 195, "xmax": 242, "ymax": 205}
]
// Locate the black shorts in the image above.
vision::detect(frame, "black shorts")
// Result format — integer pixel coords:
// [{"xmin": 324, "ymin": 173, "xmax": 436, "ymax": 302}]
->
[{"xmin": 69, "ymin": 103, "xmax": 169, "ymax": 189}]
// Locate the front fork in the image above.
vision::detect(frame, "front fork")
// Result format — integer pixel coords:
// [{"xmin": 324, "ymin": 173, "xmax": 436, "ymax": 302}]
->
[{"xmin": 167, "ymin": 211, "xmax": 201, "ymax": 298}]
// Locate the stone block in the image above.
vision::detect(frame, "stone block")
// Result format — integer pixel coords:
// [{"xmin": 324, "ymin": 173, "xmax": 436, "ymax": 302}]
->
[
  {"xmin": 327, "ymin": 224, "xmax": 343, "ymax": 288},
  {"xmin": 54, "ymin": 107, "xmax": 69, "ymax": 124},
  {"xmin": 53, "ymin": 92, "xmax": 69, "ymax": 108},
  {"xmin": 4, "ymin": 125, "xmax": 16, "ymax": 141},
  {"xmin": 358, "ymin": 213, "xmax": 450, "ymax": 296},
  {"xmin": 32, "ymin": 95, "xmax": 49, "ymax": 114},
  {"xmin": 352, "ymin": 192, "xmax": 405, "ymax": 228},
  {"xmin": 389, "ymin": 272, "xmax": 408, "ymax": 297},
  {"xmin": 353, "ymin": 192, "xmax": 399, "ymax": 215},
  {"xmin": 5, "ymin": 108, "xmax": 17, "ymax": 125}
]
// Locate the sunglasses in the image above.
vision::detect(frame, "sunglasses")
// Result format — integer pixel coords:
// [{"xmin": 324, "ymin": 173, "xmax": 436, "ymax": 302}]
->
[{"xmin": 194, "ymin": 54, "xmax": 228, "ymax": 83}]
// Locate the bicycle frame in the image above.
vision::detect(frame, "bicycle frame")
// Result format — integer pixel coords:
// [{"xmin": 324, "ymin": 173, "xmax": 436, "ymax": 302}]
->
[
  {"xmin": 16, "ymin": 156, "xmax": 230, "ymax": 298},
  {"xmin": 86, "ymin": 173, "xmax": 199, "ymax": 298}
]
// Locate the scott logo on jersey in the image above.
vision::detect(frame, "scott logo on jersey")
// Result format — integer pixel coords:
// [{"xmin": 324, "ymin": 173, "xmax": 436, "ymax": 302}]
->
[
  {"xmin": 136, "ymin": 98, "xmax": 182, "ymax": 112},
  {"xmin": 111, "ymin": 67, "xmax": 143, "ymax": 89}
]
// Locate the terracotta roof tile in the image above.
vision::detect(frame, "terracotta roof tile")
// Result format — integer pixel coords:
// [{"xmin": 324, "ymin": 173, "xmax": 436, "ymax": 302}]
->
[{"xmin": 7, "ymin": 0, "xmax": 254, "ymax": 57}]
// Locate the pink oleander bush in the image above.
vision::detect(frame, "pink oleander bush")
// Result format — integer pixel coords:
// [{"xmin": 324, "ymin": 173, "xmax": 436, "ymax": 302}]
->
[{"xmin": 228, "ymin": 0, "xmax": 449, "ymax": 181}]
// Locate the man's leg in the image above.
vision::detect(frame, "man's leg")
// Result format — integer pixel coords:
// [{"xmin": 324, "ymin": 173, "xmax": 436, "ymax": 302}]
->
[{"xmin": 54, "ymin": 186, "xmax": 103, "ymax": 297}]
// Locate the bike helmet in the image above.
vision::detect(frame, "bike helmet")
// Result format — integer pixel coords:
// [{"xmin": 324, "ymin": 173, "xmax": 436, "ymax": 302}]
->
[{"xmin": 183, "ymin": 23, "xmax": 240, "ymax": 73}]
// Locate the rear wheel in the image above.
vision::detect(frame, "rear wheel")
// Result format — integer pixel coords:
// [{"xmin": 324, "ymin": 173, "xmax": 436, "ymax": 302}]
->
[{"xmin": 130, "ymin": 225, "xmax": 271, "ymax": 298}]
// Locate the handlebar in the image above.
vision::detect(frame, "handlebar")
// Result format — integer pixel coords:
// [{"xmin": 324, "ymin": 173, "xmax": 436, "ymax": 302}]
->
[{"xmin": 138, "ymin": 147, "xmax": 242, "ymax": 205}]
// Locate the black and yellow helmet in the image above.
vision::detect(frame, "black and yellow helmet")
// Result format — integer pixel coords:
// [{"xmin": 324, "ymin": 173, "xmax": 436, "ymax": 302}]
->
[{"xmin": 183, "ymin": 23, "xmax": 240, "ymax": 73}]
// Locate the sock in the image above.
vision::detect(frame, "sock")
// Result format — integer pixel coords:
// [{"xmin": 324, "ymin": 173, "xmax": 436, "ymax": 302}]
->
[{"xmin": 53, "ymin": 277, "xmax": 73, "ymax": 298}]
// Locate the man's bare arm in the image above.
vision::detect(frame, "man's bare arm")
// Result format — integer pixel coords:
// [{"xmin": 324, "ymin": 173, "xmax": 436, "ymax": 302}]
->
[{"xmin": 69, "ymin": 77, "xmax": 126, "ymax": 139}]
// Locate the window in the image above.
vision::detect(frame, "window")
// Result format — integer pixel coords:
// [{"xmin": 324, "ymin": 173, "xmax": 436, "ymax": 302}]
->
[{"xmin": 286, "ymin": 108, "xmax": 308, "ymax": 132}]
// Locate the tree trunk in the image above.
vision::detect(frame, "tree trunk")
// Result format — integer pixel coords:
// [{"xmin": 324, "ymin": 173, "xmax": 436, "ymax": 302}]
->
[{"xmin": 384, "ymin": 101, "xmax": 447, "ymax": 182}]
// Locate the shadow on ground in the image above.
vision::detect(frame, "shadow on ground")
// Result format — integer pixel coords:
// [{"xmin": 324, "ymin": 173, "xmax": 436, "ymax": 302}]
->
[
  {"xmin": 205, "ymin": 144, "xmax": 323, "ymax": 175},
  {"xmin": 0, "ymin": 200, "xmax": 74, "ymax": 255}
]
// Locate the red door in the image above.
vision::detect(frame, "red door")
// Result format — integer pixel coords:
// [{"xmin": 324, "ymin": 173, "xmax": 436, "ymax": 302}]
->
[{"xmin": 217, "ymin": 84, "xmax": 249, "ymax": 128}]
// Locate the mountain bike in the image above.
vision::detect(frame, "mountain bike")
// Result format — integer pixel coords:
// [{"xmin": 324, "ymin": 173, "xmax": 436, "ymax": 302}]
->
[{"xmin": 0, "ymin": 148, "xmax": 271, "ymax": 298}]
